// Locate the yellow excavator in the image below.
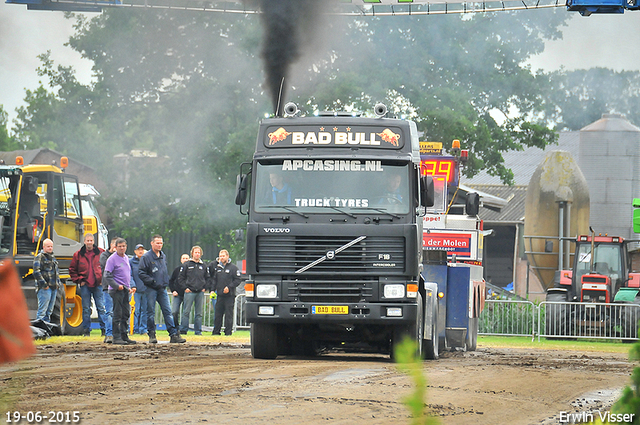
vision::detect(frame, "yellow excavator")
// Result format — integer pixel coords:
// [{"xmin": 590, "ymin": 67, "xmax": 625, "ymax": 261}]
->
[{"xmin": 0, "ymin": 156, "xmax": 87, "ymax": 334}]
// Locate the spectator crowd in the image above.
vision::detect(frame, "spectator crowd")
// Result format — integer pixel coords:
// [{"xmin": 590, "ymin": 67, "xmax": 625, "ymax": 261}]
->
[{"xmin": 33, "ymin": 234, "xmax": 242, "ymax": 344}]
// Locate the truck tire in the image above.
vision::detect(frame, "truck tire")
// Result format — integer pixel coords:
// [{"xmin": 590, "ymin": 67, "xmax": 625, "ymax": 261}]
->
[
  {"xmin": 392, "ymin": 293, "xmax": 424, "ymax": 361},
  {"xmin": 545, "ymin": 291, "xmax": 570, "ymax": 338},
  {"xmin": 423, "ymin": 314, "xmax": 439, "ymax": 360},
  {"xmin": 251, "ymin": 322, "xmax": 278, "ymax": 359},
  {"xmin": 465, "ymin": 317, "xmax": 478, "ymax": 351}
]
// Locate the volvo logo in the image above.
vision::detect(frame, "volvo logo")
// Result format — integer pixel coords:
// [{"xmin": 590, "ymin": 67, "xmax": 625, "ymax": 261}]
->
[
  {"xmin": 263, "ymin": 227, "xmax": 291, "ymax": 233},
  {"xmin": 326, "ymin": 250, "xmax": 336, "ymax": 260}
]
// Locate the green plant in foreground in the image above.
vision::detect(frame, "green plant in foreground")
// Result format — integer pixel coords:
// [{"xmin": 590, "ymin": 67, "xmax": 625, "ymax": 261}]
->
[
  {"xmin": 605, "ymin": 343, "xmax": 640, "ymax": 424},
  {"xmin": 590, "ymin": 339, "xmax": 640, "ymax": 424},
  {"xmin": 394, "ymin": 337, "xmax": 439, "ymax": 425}
]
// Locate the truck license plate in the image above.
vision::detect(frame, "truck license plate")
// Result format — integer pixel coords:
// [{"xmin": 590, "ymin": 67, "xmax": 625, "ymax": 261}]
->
[{"xmin": 312, "ymin": 305, "xmax": 348, "ymax": 315}]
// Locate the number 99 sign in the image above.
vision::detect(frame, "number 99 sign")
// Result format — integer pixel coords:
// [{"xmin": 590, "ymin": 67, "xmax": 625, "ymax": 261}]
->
[{"xmin": 420, "ymin": 157, "xmax": 458, "ymax": 186}]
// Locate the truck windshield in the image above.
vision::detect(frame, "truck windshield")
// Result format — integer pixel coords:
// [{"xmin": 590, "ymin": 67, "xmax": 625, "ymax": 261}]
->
[{"xmin": 254, "ymin": 160, "xmax": 411, "ymax": 215}]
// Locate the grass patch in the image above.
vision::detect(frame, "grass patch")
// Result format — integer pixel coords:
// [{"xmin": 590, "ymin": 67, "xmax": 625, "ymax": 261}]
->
[
  {"xmin": 33, "ymin": 330, "xmax": 250, "ymax": 345},
  {"xmin": 479, "ymin": 335, "xmax": 633, "ymax": 354},
  {"xmin": 32, "ymin": 331, "xmax": 629, "ymax": 354}
]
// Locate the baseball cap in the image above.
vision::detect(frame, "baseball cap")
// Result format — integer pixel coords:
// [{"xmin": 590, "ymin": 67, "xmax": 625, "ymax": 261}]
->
[{"xmin": 135, "ymin": 244, "xmax": 145, "ymax": 250}]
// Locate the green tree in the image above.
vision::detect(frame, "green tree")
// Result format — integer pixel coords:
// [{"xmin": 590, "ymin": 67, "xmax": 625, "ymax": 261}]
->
[
  {"xmin": 61, "ymin": 10, "xmax": 264, "ymax": 253},
  {"xmin": 0, "ymin": 105, "xmax": 19, "ymax": 151},
  {"xmin": 288, "ymin": 11, "xmax": 567, "ymax": 184},
  {"xmin": 13, "ymin": 51, "xmax": 104, "ymax": 160}
]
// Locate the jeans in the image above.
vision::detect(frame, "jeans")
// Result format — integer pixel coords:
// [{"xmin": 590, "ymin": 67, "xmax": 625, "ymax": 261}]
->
[
  {"xmin": 36, "ymin": 287, "xmax": 57, "ymax": 322},
  {"xmin": 146, "ymin": 288, "xmax": 178, "ymax": 336},
  {"xmin": 79, "ymin": 284, "xmax": 107, "ymax": 332},
  {"xmin": 171, "ymin": 294, "xmax": 184, "ymax": 330},
  {"xmin": 180, "ymin": 291, "xmax": 204, "ymax": 335},
  {"xmin": 103, "ymin": 290, "xmax": 113, "ymax": 337},
  {"xmin": 133, "ymin": 290, "xmax": 148, "ymax": 334}
]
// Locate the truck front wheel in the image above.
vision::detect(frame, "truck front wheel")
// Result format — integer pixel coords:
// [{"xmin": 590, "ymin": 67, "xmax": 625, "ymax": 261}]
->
[
  {"xmin": 423, "ymin": 313, "xmax": 439, "ymax": 360},
  {"xmin": 251, "ymin": 322, "xmax": 278, "ymax": 359},
  {"xmin": 391, "ymin": 293, "xmax": 424, "ymax": 361}
]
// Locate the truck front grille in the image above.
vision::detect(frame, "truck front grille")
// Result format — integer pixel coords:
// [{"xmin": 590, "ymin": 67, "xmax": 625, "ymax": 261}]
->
[{"xmin": 256, "ymin": 235, "xmax": 405, "ymax": 274}]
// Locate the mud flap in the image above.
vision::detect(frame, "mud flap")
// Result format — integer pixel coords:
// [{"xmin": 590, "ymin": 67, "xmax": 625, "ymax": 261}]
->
[{"xmin": 446, "ymin": 327, "xmax": 467, "ymax": 350}]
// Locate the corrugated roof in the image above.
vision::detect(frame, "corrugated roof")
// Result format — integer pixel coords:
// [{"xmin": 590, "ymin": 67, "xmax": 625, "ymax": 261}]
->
[
  {"xmin": 465, "ymin": 184, "xmax": 528, "ymax": 223},
  {"xmin": 465, "ymin": 131, "xmax": 580, "ymax": 186}
]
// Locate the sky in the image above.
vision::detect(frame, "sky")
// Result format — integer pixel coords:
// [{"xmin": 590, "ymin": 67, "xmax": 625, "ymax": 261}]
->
[
  {"xmin": 2, "ymin": 2, "xmax": 640, "ymax": 124},
  {"xmin": 0, "ymin": 3, "xmax": 94, "ymax": 122}
]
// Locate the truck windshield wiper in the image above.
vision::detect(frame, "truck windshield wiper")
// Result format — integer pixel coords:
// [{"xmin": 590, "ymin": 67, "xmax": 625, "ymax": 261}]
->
[
  {"xmin": 360, "ymin": 207, "xmax": 401, "ymax": 220},
  {"xmin": 262, "ymin": 205, "xmax": 309, "ymax": 218},
  {"xmin": 328, "ymin": 206, "xmax": 357, "ymax": 219}
]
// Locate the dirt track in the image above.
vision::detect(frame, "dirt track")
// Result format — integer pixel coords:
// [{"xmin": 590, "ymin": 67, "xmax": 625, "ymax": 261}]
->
[{"xmin": 0, "ymin": 339, "xmax": 634, "ymax": 425}]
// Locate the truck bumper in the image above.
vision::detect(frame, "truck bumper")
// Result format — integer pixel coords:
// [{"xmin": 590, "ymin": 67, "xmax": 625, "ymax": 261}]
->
[{"xmin": 246, "ymin": 301, "xmax": 417, "ymax": 325}]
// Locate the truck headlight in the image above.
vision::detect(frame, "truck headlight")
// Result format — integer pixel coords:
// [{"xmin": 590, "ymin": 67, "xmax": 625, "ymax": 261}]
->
[
  {"xmin": 383, "ymin": 284, "xmax": 405, "ymax": 299},
  {"xmin": 256, "ymin": 284, "xmax": 278, "ymax": 299}
]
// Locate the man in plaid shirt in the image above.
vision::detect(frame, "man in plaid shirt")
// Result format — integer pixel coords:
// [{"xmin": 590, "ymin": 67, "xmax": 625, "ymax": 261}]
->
[{"xmin": 33, "ymin": 238, "xmax": 60, "ymax": 323}]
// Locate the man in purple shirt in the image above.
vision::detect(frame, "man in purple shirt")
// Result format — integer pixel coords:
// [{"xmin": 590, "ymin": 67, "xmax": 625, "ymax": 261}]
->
[{"xmin": 104, "ymin": 238, "xmax": 136, "ymax": 345}]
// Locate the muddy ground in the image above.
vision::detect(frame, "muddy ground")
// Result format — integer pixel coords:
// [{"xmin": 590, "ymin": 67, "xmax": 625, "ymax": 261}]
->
[{"xmin": 0, "ymin": 338, "xmax": 635, "ymax": 425}]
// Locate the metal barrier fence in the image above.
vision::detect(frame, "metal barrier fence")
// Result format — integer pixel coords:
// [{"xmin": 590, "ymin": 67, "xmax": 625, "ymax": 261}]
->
[
  {"xmin": 479, "ymin": 300, "xmax": 537, "ymax": 339},
  {"xmin": 149, "ymin": 296, "xmax": 640, "ymax": 341},
  {"xmin": 153, "ymin": 293, "xmax": 248, "ymax": 333},
  {"xmin": 480, "ymin": 299, "xmax": 640, "ymax": 341},
  {"xmin": 539, "ymin": 301, "xmax": 640, "ymax": 342}
]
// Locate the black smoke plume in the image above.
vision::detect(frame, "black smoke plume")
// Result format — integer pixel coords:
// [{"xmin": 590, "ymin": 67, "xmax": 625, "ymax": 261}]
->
[{"xmin": 257, "ymin": 0, "xmax": 326, "ymax": 116}]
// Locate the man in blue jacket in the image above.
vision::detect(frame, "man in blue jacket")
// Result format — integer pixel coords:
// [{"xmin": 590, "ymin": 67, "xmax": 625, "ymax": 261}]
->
[{"xmin": 138, "ymin": 235, "xmax": 186, "ymax": 344}]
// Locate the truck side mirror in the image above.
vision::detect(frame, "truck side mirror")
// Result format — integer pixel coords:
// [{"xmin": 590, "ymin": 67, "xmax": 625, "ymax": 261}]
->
[
  {"xmin": 420, "ymin": 175, "xmax": 434, "ymax": 208},
  {"xmin": 466, "ymin": 192, "xmax": 480, "ymax": 217},
  {"xmin": 235, "ymin": 174, "xmax": 249, "ymax": 206}
]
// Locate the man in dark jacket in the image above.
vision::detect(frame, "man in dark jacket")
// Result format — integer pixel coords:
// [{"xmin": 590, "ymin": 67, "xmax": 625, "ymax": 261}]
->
[
  {"xmin": 138, "ymin": 234, "xmax": 185, "ymax": 344},
  {"xmin": 33, "ymin": 238, "xmax": 60, "ymax": 323},
  {"xmin": 169, "ymin": 253, "xmax": 189, "ymax": 331},
  {"xmin": 70, "ymin": 233, "xmax": 107, "ymax": 337},
  {"xmin": 130, "ymin": 244, "xmax": 148, "ymax": 335},
  {"xmin": 178, "ymin": 246, "xmax": 210, "ymax": 335},
  {"xmin": 211, "ymin": 249, "xmax": 241, "ymax": 336}
]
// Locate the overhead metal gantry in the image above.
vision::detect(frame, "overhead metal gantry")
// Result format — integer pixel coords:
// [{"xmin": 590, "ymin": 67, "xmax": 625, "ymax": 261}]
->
[
  {"xmin": 0, "ymin": 0, "xmax": 578, "ymax": 15},
  {"xmin": 5, "ymin": 0, "xmax": 637, "ymax": 17}
]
